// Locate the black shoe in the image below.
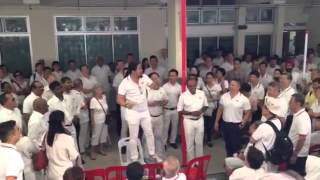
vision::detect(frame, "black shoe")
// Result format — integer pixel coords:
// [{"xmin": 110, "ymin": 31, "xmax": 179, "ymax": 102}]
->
[
  {"xmin": 207, "ymin": 141, "xmax": 213, "ymax": 147},
  {"xmin": 121, "ymin": 147, "xmax": 127, "ymax": 154},
  {"xmin": 169, "ymin": 143, "xmax": 178, "ymax": 149}
]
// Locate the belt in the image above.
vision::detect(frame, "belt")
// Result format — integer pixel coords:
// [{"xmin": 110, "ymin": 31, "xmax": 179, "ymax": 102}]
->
[
  {"xmin": 151, "ymin": 114, "xmax": 162, "ymax": 117},
  {"xmin": 65, "ymin": 124, "xmax": 73, "ymax": 127},
  {"xmin": 188, "ymin": 117, "xmax": 201, "ymax": 121},
  {"xmin": 164, "ymin": 107, "xmax": 177, "ymax": 110},
  {"xmin": 223, "ymin": 121, "xmax": 241, "ymax": 125}
]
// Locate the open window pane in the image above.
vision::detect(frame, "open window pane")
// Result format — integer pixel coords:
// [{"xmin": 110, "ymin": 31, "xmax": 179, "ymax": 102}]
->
[
  {"xmin": 260, "ymin": 8, "xmax": 273, "ymax": 22},
  {"xmin": 4, "ymin": 17, "xmax": 27, "ymax": 32},
  {"xmin": 86, "ymin": 35, "xmax": 113, "ymax": 68},
  {"xmin": 245, "ymin": 35, "xmax": 258, "ymax": 56},
  {"xmin": 202, "ymin": 37, "xmax": 218, "ymax": 54},
  {"xmin": 114, "ymin": 34, "xmax": 139, "ymax": 60},
  {"xmin": 56, "ymin": 17, "xmax": 82, "ymax": 32},
  {"xmin": 85, "ymin": 17, "xmax": 111, "ymax": 31},
  {"xmin": 114, "ymin": 17, "xmax": 138, "ymax": 31},
  {"xmin": 187, "ymin": 11, "xmax": 200, "ymax": 24},
  {"xmin": 258, "ymin": 35, "xmax": 271, "ymax": 56},
  {"xmin": 0, "ymin": 36, "xmax": 32, "ymax": 76},
  {"xmin": 246, "ymin": 7, "xmax": 259, "ymax": 23},
  {"xmin": 187, "ymin": 37, "xmax": 200, "ymax": 67},
  {"xmin": 219, "ymin": 9, "xmax": 235, "ymax": 23},
  {"xmin": 219, "ymin": 36, "xmax": 234, "ymax": 54},
  {"xmin": 57, "ymin": 35, "xmax": 86, "ymax": 70},
  {"xmin": 202, "ymin": 10, "xmax": 218, "ymax": 24}
]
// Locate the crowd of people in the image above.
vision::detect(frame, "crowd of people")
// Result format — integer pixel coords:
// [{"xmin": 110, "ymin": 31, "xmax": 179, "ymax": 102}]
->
[{"xmin": 0, "ymin": 47, "xmax": 320, "ymax": 180}]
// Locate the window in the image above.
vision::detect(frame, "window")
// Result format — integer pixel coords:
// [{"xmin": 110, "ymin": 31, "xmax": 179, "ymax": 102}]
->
[
  {"xmin": 202, "ymin": 0, "xmax": 218, "ymax": 5},
  {"xmin": 246, "ymin": 7, "xmax": 273, "ymax": 23},
  {"xmin": 202, "ymin": 37, "xmax": 217, "ymax": 53},
  {"xmin": 187, "ymin": 37, "xmax": 200, "ymax": 67},
  {"xmin": 0, "ymin": 17, "xmax": 32, "ymax": 76},
  {"xmin": 220, "ymin": 0, "xmax": 235, "ymax": 5},
  {"xmin": 202, "ymin": 10, "xmax": 218, "ymax": 24},
  {"xmin": 55, "ymin": 16, "xmax": 139, "ymax": 69},
  {"xmin": 187, "ymin": 11, "xmax": 200, "ymax": 24},
  {"xmin": 187, "ymin": 0, "xmax": 200, "ymax": 6},
  {"xmin": 187, "ymin": 0, "xmax": 234, "ymax": 6},
  {"xmin": 245, "ymin": 34, "xmax": 271, "ymax": 56},
  {"xmin": 219, "ymin": 9, "xmax": 235, "ymax": 23},
  {"xmin": 219, "ymin": 36, "xmax": 234, "ymax": 53}
]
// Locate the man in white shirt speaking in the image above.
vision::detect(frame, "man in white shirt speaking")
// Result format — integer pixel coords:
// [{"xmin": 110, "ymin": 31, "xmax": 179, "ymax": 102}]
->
[{"xmin": 177, "ymin": 75, "xmax": 208, "ymax": 161}]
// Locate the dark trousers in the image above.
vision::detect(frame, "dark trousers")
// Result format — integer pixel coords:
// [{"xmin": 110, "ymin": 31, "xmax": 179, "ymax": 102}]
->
[
  {"xmin": 284, "ymin": 115, "xmax": 293, "ymax": 134},
  {"xmin": 116, "ymin": 104, "xmax": 122, "ymax": 137},
  {"xmin": 221, "ymin": 121, "xmax": 242, "ymax": 157},
  {"xmin": 288, "ymin": 156, "xmax": 307, "ymax": 176},
  {"xmin": 204, "ymin": 109, "xmax": 216, "ymax": 143}
]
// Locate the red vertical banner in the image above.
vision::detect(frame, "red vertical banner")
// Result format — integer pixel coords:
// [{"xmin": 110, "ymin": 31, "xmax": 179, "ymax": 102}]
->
[{"xmin": 180, "ymin": 0, "xmax": 187, "ymax": 165}]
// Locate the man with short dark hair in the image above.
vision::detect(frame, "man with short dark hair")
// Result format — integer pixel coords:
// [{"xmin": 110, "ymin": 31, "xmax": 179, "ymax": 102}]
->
[
  {"xmin": 126, "ymin": 162, "xmax": 144, "ymax": 180},
  {"xmin": 225, "ymin": 59, "xmax": 246, "ymax": 84},
  {"xmin": 0, "ymin": 93, "xmax": 22, "ymax": 129},
  {"xmin": 144, "ymin": 55, "xmax": 166, "ymax": 83},
  {"xmin": 65, "ymin": 60, "xmax": 81, "ymax": 81},
  {"xmin": 91, "ymin": 56, "xmax": 112, "ymax": 98},
  {"xmin": 0, "ymin": 120, "xmax": 24, "ymax": 180},
  {"xmin": 288, "ymin": 93, "xmax": 312, "ymax": 176},
  {"xmin": 63, "ymin": 166, "xmax": 84, "ymax": 180},
  {"xmin": 259, "ymin": 62, "xmax": 273, "ymax": 88}
]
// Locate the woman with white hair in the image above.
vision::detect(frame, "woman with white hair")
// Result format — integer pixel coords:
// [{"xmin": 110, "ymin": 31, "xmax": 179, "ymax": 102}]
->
[{"xmin": 89, "ymin": 85, "xmax": 109, "ymax": 160}]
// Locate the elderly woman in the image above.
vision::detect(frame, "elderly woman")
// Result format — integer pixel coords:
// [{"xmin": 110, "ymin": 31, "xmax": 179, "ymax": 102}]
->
[
  {"xmin": 89, "ymin": 85, "xmax": 109, "ymax": 160},
  {"xmin": 46, "ymin": 110, "xmax": 80, "ymax": 180}
]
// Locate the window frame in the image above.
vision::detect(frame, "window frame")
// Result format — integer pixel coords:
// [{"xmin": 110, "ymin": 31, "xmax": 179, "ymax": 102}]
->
[
  {"xmin": 0, "ymin": 16, "xmax": 33, "ymax": 72},
  {"xmin": 187, "ymin": 10, "xmax": 201, "ymax": 25},
  {"xmin": 259, "ymin": 7, "xmax": 274, "ymax": 23},
  {"xmin": 201, "ymin": 9, "xmax": 218, "ymax": 24},
  {"xmin": 54, "ymin": 15, "xmax": 140, "ymax": 64},
  {"xmin": 244, "ymin": 34, "xmax": 272, "ymax": 56}
]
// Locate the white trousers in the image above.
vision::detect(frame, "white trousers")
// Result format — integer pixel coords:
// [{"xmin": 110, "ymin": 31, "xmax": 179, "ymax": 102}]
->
[
  {"xmin": 144, "ymin": 115, "xmax": 165, "ymax": 159},
  {"xmin": 65, "ymin": 124, "xmax": 78, "ymax": 150},
  {"xmin": 127, "ymin": 110, "xmax": 155, "ymax": 160},
  {"xmin": 120, "ymin": 108, "xmax": 128, "ymax": 138},
  {"xmin": 91, "ymin": 122, "xmax": 108, "ymax": 146},
  {"xmin": 184, "ymin": 117, "xmax": 204, "ymax": 161},
  {"xmin": 163, "ymin": 110, "xmax": 179, "ymax": 144},
  {"xmin": 79, "ymin": 122, "xmax": 89, "ymax": 153}
]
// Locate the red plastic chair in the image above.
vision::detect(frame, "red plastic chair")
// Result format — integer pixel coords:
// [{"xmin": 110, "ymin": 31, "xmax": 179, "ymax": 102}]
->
[
  {"xmin": 184, "ymin": 155, "xmax": 211, "ymax": 180},
  {"xmin": 310, "ymin": 144, "xmax": 320, "ymax": 156},
  {"xmin": 105, "ymin": 166, "xmax": 127, "ymax": 180},
  {"xmin": 85, "ymin": 169, "xmax": 106, "ymax": 180},
  {"xmin": 143, "ymin": 163, "xmax": 163, "ymax": 179}
]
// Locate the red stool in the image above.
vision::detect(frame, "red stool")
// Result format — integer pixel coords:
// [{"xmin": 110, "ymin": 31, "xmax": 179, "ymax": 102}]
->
[
  {"xmin": 184, "ymin": 155, "xmax": 211, "ymax": 180},
  {"xmin": 85, "ymin": 169, "xmax": 105, "ymax": 180},
  {"xmin": 105, "ymin": 166, "xmax": 127, "ymax": 180}
]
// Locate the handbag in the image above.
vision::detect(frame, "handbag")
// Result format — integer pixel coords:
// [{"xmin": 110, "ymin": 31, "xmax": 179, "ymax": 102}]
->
[
  {"xmin": 94, "ymin": 97, "xmax": 110, "ymax": 125},
  {"xmin": 32, "ymin": 133, "xmax": 48, "ymax": 171}
]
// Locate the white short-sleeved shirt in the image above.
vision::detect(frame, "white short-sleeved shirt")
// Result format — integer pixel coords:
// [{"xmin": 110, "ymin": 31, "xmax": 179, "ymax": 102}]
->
[
  {"xmin": 112, "ymin": 72, "xmax": 124, "ymax": 89},
  {"xmin": 240, "ymin": 62, "xmax": 252, "ymax": 75},
  {"xmin": 197, "ymin": 77, "xmax": 205, "ymax": 90},
  {"xmin": 213, "ymin": 57, "xmax": 224, "ymax": 66},
  {"xmin": 0, "ymin": 107, "xmax": 22, "ymax": 128},
  {"xmin": 23, "ymin": 92, "xmax": 41, "ymax": 114},
  {"xmin": 220, "ymin": 62, "xmax": 234, "ymax": 72},
  {"xmin": 52, "ymin": 71, "xmax": 63, "ymax": 81},
  {"xmin": 28, "ymin": 111, "xmax": 48, "ymax": 148},
  {"xmin": 46, "ymin": 134, "xmax": 79, "ymax": 180},
  {"xmin": 47, "ymin": 95, "xmax": 73, "ymax": 125},
  {"xmin": 0, "ymin": 143, "xmax": 24, "ymax": 180},
  {"xmin": 266, "ymin": 65, "xmax": 280, "ymax": 76},
  {"xmin": 71, "ymin": 90, "xmax": 89, "ymax": 123},
  {"xmin": 64, "ymin": 69, "xmax": 81, "ymax": 81},
  {"xmin": 80, "ymin": 75, "xmax": 98, "ymax": 97},
  {"xmin": 147, "ymin": 87, "xmax": 168, "ymax": 116},
  {"xmin": 91, "ymin": 65, "xmax": 112, "ymax": 91},
  {"xmin": 43, "ymin": 85, "xmax": 54, "ymax": 101},
  {"xmin": 162, "ymin": 173, "xmax": 187, "ymax": 180},
  {"xmin": 162, "ymin": 82, "xmax": 181, "ymax": 109},
  {"xmin": 90, "ymin": 95, "xmax": 108, "ymax": 124},
  {"xmin": 29, "ymin": 72, "xmax": 47, "ymax": 86},
  {"xmin": 177, "ymin": 89, "xmax": 208, "ymax": 120},
  {"xmin": 279, "ymin": 86, "xmax": 296, "ymax": 104},
  {"xmin": 251, "ymin": 83, "xmax": 265, "ymax": 100},
  {"xmin": 219, "ymin": 92, "xmax": 251, "ymax": 123},
  {"xmin": 289, "ymin": 109, "xmax": 312, "ymax": 157},
  {"xmin": 144, "ymin": 66, "xmax": 167, "ymax": 82},
  {"xmin": 203, "ymin": 83, "xmax": 222, "ymax": 116},
  {"xmin": 251, "ymin": 118, "xmax": 281, "ymax": 155},
  {"xmin": 259, "ymin": 73, "xmax": 273, "ymax": 88},
  {"xmin": 118, "ymin": 74, "xmax": 153, "ymax": 112},
  {"xmin": 229, "ymin": 166, "xmax": 265, "ymax": 180}
]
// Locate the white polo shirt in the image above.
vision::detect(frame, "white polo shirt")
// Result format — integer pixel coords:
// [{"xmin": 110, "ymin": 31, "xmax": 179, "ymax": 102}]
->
[
  {"xmin": 64, "ymin": 69, "xmax": 81, "ymax": 81},
  {"xmin": 259, "ymin": 73, "xmax": 273, "ymax": 88},
  {"xmin": 28, "ymin": 111, "xmax": 48, "ymax": 148},
  {"xmin": 279, "ymin": 86, "xmax": 296, "ymax": 104},
  {"xmin": 23, "ymin": 92, "xmax": 41, "ymax": 114},
  {"xmin": 29, "ymin": 72, "xmax": 47, "ymax": 86},
  {"xmin": 162, "ymin": 173, "xmax": 187, "ymax": 180},
  {"xmin": 52, "ymin": 71, "xmax": 63, "ymax": 81},
  {"xmin": 47, "ymin": 95, "xmax": 73, "ymax": 125},
  {"xmin": 177, "ymin": 89, "xmax": 208, "ymax": 120},
  {"xmin": 230, "ymin": 166, "xmax": 265, "ymax": 180},
  {"xmin": 80, "ymin": 75, "xmax": 98, "ymax": 97},
  {"xmin": 43, "ymin": 85, "xmax": 54, "ymax": 101},
  {"xmin": 144, "ymin": 66, "xmax": 167, "ymax": 82},
  {"xmin": 162, "ymin": 82, "xmax": 181, "ymax": 109},
  {"xmin": 0, "ymin": 107, "xmax": 22, "ymax": 128},
  {"xmin": 251, "ymin": 118, "xmax": 281, "ymax": 155},
  {"xmin": 71, "ymin": 90, "xmax": 89, "ymax": 124},
  {"xmin": 289, "ymin": 108, "xmax": 312, "ymax": 157},
  {"xmin": 147, "ymin": 87, "xmax": 168, "ymax": 116},
  {"xmin": 251, "ymin": 83, "xmax": 265, "ymax": 100},
  {"xmin": 90, "ymin": 95, "xmax": 108, "ymax": 124},
  {"xmin": 220, "ymin": 62, "xmax": 234, "ymax": 72},
  {"xmin": 0, "ymin": 143, "xmax": 24, "ymax": 180},
  {"xmin": 112, "ymin": 72, "xmax": 124, "ymax": 89},
  {"xmin": 203, "ymin": 83, "xmax": 222, "ymax": 116},
  {"xmin": 118, "ymin": 74, "xmax": 153, "ymax": 112},
  {"xmin": 219, "ymin": 92, "xmax": 251, "ymax": 123},
  {"xmin": 91, "ymin": 64, "xmax": 112, "ymax": 91}
]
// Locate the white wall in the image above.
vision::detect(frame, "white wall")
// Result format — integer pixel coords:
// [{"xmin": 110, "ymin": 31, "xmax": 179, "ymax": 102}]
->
[{"xmin": 0, "ymin": 6, "xmax": 166, "ymax": 66}]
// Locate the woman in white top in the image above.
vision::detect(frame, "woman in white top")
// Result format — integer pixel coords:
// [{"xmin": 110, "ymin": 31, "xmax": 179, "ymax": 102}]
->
[
  {"xmin": 89, "ymin": 86, "xmax": 108, "ymax": 160},
  {"xmin": 189, "ymin": 66, "xmax": 204, "ymax": 90},
  {"xmin": 46, "ymin": 110, "xmax": 80, "ymax": 180}
]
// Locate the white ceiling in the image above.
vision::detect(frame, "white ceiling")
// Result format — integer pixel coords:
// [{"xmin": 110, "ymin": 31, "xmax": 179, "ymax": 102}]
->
[{"xmin": 0, "ymin": 0, "xmax": 167, "ymax": 7}]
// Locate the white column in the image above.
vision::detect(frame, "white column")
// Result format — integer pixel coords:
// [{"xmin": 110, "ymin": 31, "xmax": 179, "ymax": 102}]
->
[
  {"xmin": 167, "ymin": 0, "xmax": 182, "ymax": 75},
  {"xmin": 272, "ymin": 6, "xmax": 285, "ymax": 56},
  {"xmin": 234, "ymin": 6, "xmax": 247, "ymax": 56}
]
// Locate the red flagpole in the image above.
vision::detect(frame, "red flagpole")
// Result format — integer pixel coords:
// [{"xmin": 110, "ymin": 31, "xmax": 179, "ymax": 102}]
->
[{"xmin": 180, "ymin": 0, "xmax": 187, "ymax": 165}]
